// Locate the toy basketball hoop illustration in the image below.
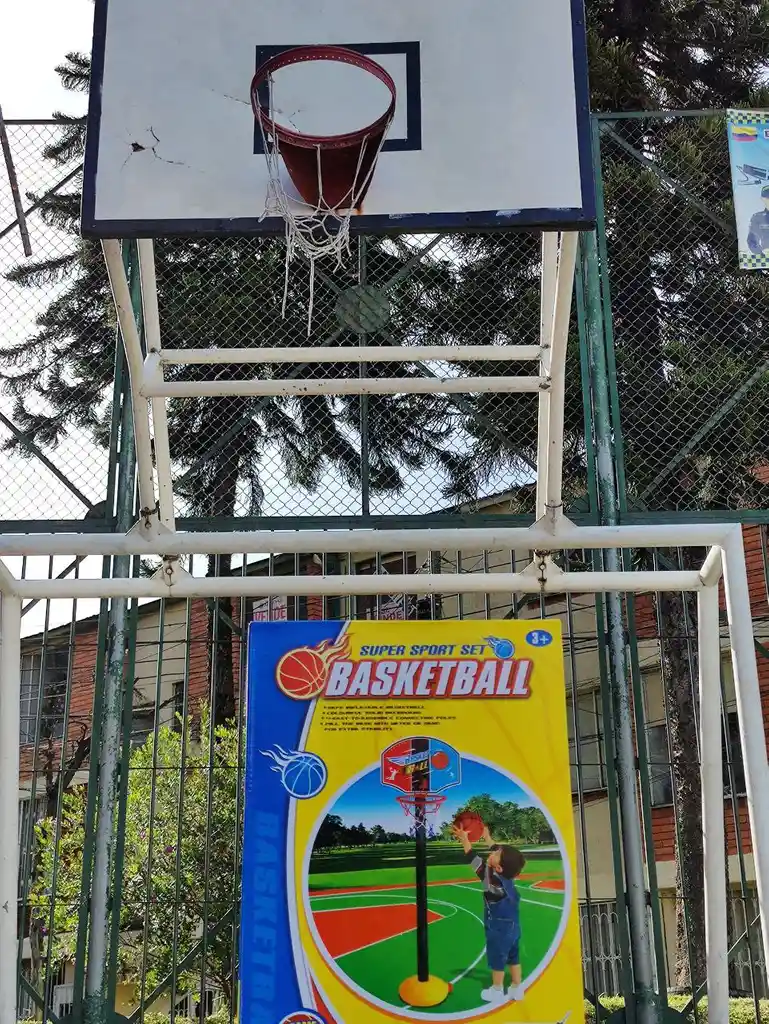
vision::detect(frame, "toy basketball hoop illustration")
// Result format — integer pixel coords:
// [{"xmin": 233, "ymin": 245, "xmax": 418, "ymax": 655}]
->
[
  {"xmin": 380, "ymin": 737, "xmax": 460, "ymax": 1008},
  {"xmin": 251, "ymin": 45, "xmax": 396, "ymax": 324}
]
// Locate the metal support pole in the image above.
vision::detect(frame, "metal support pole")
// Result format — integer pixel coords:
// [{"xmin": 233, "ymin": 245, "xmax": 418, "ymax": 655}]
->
[
  {"xmin": 722, "ymin": 527, "xmax": 769, "ymax": 969},
  {"xmin": 84, "ymin": 251, "xmax": 138, "ymax": 1024},
  {"xmin": 545, "ymin": 232, "xmax": 578, "ymax": 519},
  {"xmin": 582, "ymin": 230, "xmax": 659, "ymax": 1023},
  {"xmin": 0, "ymin": 594, "xmax": 21, "ymax": 1024},
  {"xmin": 0, "ymin": 105, "xmax": 32, "ymax": 257},
  {"xmin": 536, "ymin": 232, "xmax": 559, "ymax": 516},
  {"xmin": 137, "ymin": 239, "xmax": 175, "ymax": 529},
  {"xmin": 101, "ymin": 240, "xmax": 156, "ymax": 524},
  {"xmin": 698, "ymin": 583, "xmax": 729, "ymax": 1021}
]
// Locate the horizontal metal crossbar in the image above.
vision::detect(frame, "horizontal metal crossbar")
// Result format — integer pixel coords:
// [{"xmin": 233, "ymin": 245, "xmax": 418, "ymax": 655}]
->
[
  {"xmin": 0, "ymin": 522, "xmax": 737, "ymax": 558},
  {"xmin": 140, "ymin": 375, "xmax": 548, "ymax": 398},
  {"xmin": 9, "ymin": 569, "xmax": 707, "ymax": 600},
  {"xmin": 157, "ymin": 345, "xmax": 543, "ymax": 365}
]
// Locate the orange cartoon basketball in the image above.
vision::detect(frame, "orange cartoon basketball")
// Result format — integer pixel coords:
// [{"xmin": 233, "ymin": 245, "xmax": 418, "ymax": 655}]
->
[{"xmin": 275, "ymin": 635, "xmax": 351, "ymax": 700}]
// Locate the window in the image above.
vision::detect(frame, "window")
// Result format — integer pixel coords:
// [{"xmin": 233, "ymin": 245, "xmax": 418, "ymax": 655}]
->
[
  {"xmin": 172, "ymin": 679, "xmax": 186, "ymax": 732},
  {"xmin": 723, "ymin": 712, "xmax": 746, "ymax": 797},
  {"xmin": 131, "ymin": 704, "xmax": 156, "ymax": 747},
  {"xmin": 19, "ymin": 647, "xmax": 70, "ymax": 744},
  {"xmin": 646, "ymin": 724, "xmax": 673, "ymax": 807},
  {"xmin": 646, "ymin": 711, "xmax": 745, "ymax": 808},
  {"xmin": 18, "ymin": 795, "xmax": 46, "ymax": 892},
  {"xmin": 351, "ymin": 555, "xmax": 421, "ymax": 621},
  {"xmin": 174, "ymin": 988, "xmax": 222, "ymax": 1021},
  {"xmin": 567, "ymin": 692, "xmax": 607, "ymax": 793}
]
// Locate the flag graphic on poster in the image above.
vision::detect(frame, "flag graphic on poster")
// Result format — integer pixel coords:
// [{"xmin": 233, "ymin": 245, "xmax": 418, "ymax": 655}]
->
[
  {"xmin": 727, "ymin": 109, "xmax": 769, "ymax": 270},
  {"xmin": 240, "ymin": 619, "xmax": 583, "ymax": 1024}
]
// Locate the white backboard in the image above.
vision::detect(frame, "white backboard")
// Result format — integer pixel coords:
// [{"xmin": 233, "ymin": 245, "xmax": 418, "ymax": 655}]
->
[{"xmin": 82, "ymin": 0, "xmax": 594, "ymax": 237}]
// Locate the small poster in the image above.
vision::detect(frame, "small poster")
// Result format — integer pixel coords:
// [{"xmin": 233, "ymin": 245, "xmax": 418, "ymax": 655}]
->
[
  {"xmin": 727, "ymin": 109, "xmax": 769, "ymax": 270},
  {"xmin": 240, "ymin": 620, "xmax": 583, "ymax": 1024}
]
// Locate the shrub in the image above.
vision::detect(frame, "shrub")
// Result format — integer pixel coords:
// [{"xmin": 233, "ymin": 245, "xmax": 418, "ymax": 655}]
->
[{"xmin": 585, "ymin": 996, "xmax": 769, "ymax": 1022}]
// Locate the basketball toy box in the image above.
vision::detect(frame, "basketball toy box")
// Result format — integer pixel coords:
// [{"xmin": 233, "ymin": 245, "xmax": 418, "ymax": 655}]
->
[{"xmin": 241, "ymin": 620, "xmax": 584, "ymax": 1024}]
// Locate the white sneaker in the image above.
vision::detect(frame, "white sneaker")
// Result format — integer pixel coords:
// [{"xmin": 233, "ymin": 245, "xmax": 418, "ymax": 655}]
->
[
  {"xmin": 480, "ymin": 987, "xmax": 507, "ymax": 1003},
  {"xmin": 507, "ymin": 985, "xmax": 524, "ymax": 1001}
]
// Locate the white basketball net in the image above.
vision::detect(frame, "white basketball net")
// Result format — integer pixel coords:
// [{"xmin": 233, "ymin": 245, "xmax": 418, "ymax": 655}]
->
[{"xmin": 256, "ymin": 74, "xmax": 394, "ymax": 331}]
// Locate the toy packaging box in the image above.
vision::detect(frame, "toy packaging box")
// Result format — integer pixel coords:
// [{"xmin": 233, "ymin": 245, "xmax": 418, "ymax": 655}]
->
[{"xmin": 240, "ymin": 620, "xmax": 583, "ymax": 1024}]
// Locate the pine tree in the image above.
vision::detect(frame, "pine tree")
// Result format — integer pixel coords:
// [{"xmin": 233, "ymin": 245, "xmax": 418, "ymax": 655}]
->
[{"xmin": 591, "ymin": 1, "xmax": 769, "ymax": 994}]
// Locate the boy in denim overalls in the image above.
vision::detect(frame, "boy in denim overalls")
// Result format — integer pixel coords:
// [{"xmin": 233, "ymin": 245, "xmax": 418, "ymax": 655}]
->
[{"xmin": 453, "ymin": 822, "xmax": 526, "ymax": 1004}]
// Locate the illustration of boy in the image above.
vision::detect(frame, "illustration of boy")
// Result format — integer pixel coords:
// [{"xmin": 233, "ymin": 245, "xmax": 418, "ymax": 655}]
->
[{"xmin": 452, "ymin": 822, "xmax": 526, "ymax": 1004}]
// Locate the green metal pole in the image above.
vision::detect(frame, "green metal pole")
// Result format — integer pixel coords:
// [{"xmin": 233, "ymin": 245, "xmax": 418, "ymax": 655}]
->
[
  {"xmin": 84, "ymin": 240, "xmax": 141, "ymax": 1024},
  {"xmin": 582, "ymin": 230, "xmax": 660, "ymax": 1024},
  {"xmin": 72, "ymin": 255, "xmax": 131, "ymax": 1024}
]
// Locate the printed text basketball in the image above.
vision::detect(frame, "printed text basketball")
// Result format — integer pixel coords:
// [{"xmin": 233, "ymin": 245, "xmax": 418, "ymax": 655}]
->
[{"xmin": 454, "ymin": 810, "xmax": 485, "ymax": 843}]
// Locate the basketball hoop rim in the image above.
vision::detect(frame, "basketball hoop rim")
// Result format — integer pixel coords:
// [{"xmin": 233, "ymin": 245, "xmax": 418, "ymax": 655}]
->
[
  {"xmin": 396, "ymin": 793, "xmax": 447, "ymax": 817},
  {"xmin": 251, "ymin": 45, "xmax": 397, "ymax": 152}
]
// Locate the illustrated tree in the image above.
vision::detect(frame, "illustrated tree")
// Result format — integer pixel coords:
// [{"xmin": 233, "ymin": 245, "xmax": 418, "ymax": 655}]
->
[
  {"xmin": 31, "ymin": 715, "xmax": 242, "ymax": 1012},
  {"xmin": 438, "ymin": 796, "xmax": 549, "ymax": 845}
]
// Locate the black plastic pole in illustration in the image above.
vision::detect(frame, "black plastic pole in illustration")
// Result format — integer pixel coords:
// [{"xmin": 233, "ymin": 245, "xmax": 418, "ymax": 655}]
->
[{"xmin": 396, "ymin": 737, "xmax": 449, "ymax": 1008}]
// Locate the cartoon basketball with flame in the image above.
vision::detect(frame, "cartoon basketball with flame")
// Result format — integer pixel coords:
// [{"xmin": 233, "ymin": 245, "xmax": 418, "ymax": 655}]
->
[{"xmin": 275, "ymin": 634, "xmax": 351, "ymax": 700}]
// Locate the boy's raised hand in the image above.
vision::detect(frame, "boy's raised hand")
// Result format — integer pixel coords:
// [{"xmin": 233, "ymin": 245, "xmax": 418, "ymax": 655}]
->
[
  {"xmin": 481, "ymin": 825, "xmax": 493, "ymax": 846},
  {"xmin": 451, "ymin": 823, "xmax": 469, "ymax": 841}
]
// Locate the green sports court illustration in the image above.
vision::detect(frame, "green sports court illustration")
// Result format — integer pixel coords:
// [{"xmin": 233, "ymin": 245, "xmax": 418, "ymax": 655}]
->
[{"xmin": 305, "ymin": 759, "xmax": 569, "ymax": 1015}]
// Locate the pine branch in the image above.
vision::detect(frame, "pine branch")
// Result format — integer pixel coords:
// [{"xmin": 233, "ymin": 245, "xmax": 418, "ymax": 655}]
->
[
  {"xmin": 42, "ymin": 119, "xmax": 86, "ymax": 165},
  {"xmin": 54, "ymin": 52, "xmax": 91, "ymax": 93},
  {"xmin": 4, "ymin": 251, "xmax": 79, "ymax": 288}
]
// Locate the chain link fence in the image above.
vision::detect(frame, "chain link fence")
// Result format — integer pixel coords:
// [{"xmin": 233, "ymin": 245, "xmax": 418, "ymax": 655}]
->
[
  {"xmin": 597, "ymin": 112, "xmax": 769, "ymax": 516},
  {"xmin": 0, "ymin": 120, "xmax": 112, "ymax": 524},
  {"xmin": 4, "ymin": 113, "xmax": 769, "ymax": 526}
]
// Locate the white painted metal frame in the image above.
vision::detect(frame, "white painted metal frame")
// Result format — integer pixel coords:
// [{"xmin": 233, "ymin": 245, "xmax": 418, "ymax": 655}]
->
[{"xmin": 0, "ymin": 231, "xmax": 762, "ymax": 1024}]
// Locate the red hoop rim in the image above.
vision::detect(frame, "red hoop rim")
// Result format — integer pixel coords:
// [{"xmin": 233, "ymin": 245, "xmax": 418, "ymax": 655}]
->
[
  {"xmin": 251, "ymin": 45, "xmax": 397, "ymax": 151},
  {"xmin": 396, "ymin": 793, "xmax": 447, "ymax": 818}
]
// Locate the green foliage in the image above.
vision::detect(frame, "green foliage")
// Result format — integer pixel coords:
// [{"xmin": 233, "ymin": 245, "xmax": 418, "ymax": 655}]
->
[
  {"xmin": 585, "ymin": 997, "xmax": 769, "ymax": 1022},
  {"xmin": 30, "ymin": 712, "xmax": 242, "ymax": 1007}
]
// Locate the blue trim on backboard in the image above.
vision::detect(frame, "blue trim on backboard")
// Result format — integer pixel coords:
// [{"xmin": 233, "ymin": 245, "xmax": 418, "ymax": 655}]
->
[
  {"xmin": 570, "ymin": 0, "xmax": 596, "ymax": 226},
  {"xmin": 81, "ymin": 0, "xmax": 595, "ymax": 238},
  {"xmin": 81, "ymin": 0, "xmax": 108, "ymax": 234}
]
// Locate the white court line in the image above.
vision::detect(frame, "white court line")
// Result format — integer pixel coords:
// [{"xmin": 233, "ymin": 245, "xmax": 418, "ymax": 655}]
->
[
  {"xmin": 312, "ymin": 900, "xmax": 413, "ymax": 914},
  {"xmin": 310, "ymin": 890, "xmax": 478, "ymax": 967},
  {"xmin": 309, "ymin": 893, "xmax": 460, "ymax": 960}
]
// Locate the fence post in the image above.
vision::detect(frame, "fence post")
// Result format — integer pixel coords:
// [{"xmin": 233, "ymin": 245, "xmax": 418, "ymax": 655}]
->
[
  {"xmin": 0, "ymin": 593, "xmax": 22, "ymax": 1024},
  {"xmin": 582, "ymin": 227, "xmax": 661, "ymax": 1024},
  {"xmin": 84, "ymin": 242, "xmax": 140, "ymax": 1024}
]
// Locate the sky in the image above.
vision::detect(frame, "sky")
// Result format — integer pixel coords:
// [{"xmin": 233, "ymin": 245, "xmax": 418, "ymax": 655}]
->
[
  {"xmin": 0, "ymin": 0, "xmax": 93, "ymax": 117},
  {"xmin": 328, "ymin": 758, "xmax": 536, "ymax": 838}
]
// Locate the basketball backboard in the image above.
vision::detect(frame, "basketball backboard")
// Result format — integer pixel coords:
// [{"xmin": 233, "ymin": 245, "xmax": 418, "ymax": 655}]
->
[
  {"xmin": 381, "ymin": 737, "xmax": 461, "ymax": 795},
  {"xmin": 82, "ymin": 0, "xmax": 594, "ymax": 237}
]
